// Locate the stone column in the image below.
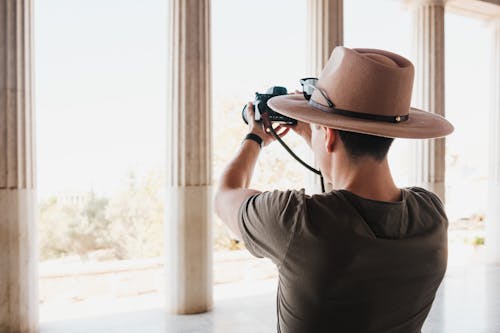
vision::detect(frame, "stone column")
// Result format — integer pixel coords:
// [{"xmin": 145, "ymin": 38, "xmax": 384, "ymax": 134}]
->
[
  {"xmin": 306, "ymin": 0, "xmax": 343, "ymax": 193},
  {"xmin": 306, "ymin": 0, "xmax": 343, "ymax": 76},
  {"xmin": 165, "ymin": 0, "xmax": 212, "ymax": 314},
  {"xmin": 0, "ymin": 0, "xmax": 38, "ymax": 332},
  {"xmin": 486, "ymin": 20, "xmax": 500, "ymax": 263},
  {"xmin": 410, "ymin": 0, "xmax": 446, "ymax": 201}
]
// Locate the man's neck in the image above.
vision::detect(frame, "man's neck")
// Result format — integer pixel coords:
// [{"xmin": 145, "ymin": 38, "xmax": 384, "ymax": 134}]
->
[{"xmin": 329, "ymin": 157, "xmax": 401, "ymax": 202}]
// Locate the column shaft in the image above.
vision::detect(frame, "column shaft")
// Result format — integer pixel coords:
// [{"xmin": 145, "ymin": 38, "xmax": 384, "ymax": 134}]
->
[
  {"xmin": 0, "ymin": 0, "xmax": 38, "ymax": 332},
  {"xmin": 306, "ymin": 0, "xmax": 343, "ymax": 194},
  {"xmin": 411, "ymin": 0, "xmax": 446, "ymax": 201},
  {"xmin": 486, "ymin": 21, "xmax": 500, "ymax": 263},
  {"xmin": 165, "ymin": 0, "xmax": 212, "ymax": 314},
  {"xmin": 306, "ymin": 0, "xmax": 343, "ymax": 76}
]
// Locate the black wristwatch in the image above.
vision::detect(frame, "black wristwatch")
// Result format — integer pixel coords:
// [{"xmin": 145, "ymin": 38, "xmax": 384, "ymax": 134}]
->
[{"xmin": 243, "ymin": 133, "xmax": 263, "ymax": 148}]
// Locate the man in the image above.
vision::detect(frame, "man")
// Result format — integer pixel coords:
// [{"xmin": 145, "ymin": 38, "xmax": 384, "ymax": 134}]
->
[{"xmin": 214, "ymin": 47, "xmax": 454, "ymax": 333}]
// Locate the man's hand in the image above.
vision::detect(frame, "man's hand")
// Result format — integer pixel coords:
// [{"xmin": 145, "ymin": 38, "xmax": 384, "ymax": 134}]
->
[
  {"xmin": 246, "ymin": 102, "xmax": 289, "ymax": 147},
  {"xmin": 214, "ymin": 102, "xmax": 291, "ymax": 239}
]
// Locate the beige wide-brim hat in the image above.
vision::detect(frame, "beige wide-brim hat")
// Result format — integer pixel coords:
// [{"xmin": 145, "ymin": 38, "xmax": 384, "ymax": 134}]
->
[{"xmin": 268, "ymin": 47, "xmax": 454, "ymax": 139}]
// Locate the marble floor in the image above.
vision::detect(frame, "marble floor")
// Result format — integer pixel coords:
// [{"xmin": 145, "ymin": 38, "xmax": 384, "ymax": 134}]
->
[{"xmin": 40, "ymin": 264, "xmax": 500, "ymax": 333}]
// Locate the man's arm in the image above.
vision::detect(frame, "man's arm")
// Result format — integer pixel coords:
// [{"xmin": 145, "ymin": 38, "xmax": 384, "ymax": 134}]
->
[
  {"xmin": 214, "ymin": 140, "xmax": 261, "ymax": 239},
  {"xmin": 214, "ymin": 102, "xmax": 289, "ymax": 239}
]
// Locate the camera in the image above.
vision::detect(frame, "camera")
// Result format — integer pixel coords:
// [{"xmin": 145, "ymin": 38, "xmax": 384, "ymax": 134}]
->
[{"xmin": 242, "ymin": 86, "xmax": 297, "ymax": 125}]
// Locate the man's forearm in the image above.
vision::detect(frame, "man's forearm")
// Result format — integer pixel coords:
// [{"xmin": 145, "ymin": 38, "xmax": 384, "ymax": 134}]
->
[{"xmin": 219, "ymin": 140, "xmax": 261, "ymax": 190}]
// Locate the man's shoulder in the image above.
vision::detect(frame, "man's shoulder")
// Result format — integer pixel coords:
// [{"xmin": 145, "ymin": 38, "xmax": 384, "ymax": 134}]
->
[
  {"xmin": 238, "ymin": 188, "xmax": 309, "ymax": 226},
  {"xmin": 403, "ymin": 187, "xmax": 448, "ymax": 226},
  {"xmin": 237, "ymin": 188, "xmax": 309, "ymax": 264},
  {"xmin": 246, "ymin": 188, "xmax": 307, "ymax": 208},
  {"xmin": 405, "ymin": 186, "xmax": 439, "ymax": 197},
  {"xmin": 404, "ymin": 187, "xmax": 444, "ymax": 208}
]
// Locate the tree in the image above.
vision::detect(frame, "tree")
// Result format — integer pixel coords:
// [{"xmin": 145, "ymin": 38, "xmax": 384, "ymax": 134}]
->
[{"xmin": 105, "ymin": 169, "xmax": 165, "ymax": 259}]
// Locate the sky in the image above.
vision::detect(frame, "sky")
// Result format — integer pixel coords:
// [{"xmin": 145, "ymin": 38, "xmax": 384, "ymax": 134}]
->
[
  {"xmin": 35, "ymin": 0, "xmax": 493, "ymax": 217},
  {"xmin": 35, "ymin": 0, "xmax": 167, "ymax": 197}
]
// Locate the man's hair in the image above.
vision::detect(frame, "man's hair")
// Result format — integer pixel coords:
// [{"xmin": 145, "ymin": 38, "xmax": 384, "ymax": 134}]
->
[{"xmin": 337, "ymin": 130, "xmax": 394, "ymax": 162}]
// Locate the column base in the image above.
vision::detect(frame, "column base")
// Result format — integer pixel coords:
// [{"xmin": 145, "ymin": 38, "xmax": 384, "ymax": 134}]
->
[
  {"xmin": 0, "ymin": 189, "xmax": 38, "ymax": 333},
  {"xmin": 165, "ymin": 185, "xmax": 213, "ymax": 314}
]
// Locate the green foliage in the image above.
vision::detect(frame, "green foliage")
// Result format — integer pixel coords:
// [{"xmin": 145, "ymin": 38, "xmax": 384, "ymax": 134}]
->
[
  {"xmin": 39, "ymin": 199, "xmax": 75, "ymax": 259},
  {"xmin": 472, "ymin": 236, "xmax": 485, "ymax": 246},
  {"xmin": 39, "ymin": 193, "xmax": 114, "ymax": 260},
  {"xmin": 39, "ymin": 170, "xmax": 165, "ymax": 261},
  {"xmin": 106, "ymin": 170, "xmax": 165, "ymax": 259}
]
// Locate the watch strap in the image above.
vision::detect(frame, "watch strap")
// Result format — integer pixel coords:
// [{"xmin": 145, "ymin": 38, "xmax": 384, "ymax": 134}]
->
[{"xmin": 243, "ymin": 133, "xmax": 263, "ymax": 148}]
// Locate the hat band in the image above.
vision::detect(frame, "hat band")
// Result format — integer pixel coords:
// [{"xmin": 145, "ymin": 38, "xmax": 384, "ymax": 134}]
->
[{"xmin": 308, "ymin": 99, "xmax": 409, "ymax": 124}]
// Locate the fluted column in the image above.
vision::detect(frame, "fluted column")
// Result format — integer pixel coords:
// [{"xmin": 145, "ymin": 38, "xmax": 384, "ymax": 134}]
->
[
  {"xmin": 410, "ymin": 0, "xmax": 446, "ymax": 201},
  {"xmin": 486, "ymin": 20, "xmax": 500, "ymax": 263},
  {"xmin": 307, "ymin": 0, "xmax": 343, "ymax": 76},
  {"xmin": 306, "ymin": 0, "xmax": 343, "ymax": 193},
  {"xmin": 165, "ymin": 0, "xmax": 212, "ymax": 314},
  {"xmin": 0, "ymin": 0, "xmax": 38, "ymax": 332}
]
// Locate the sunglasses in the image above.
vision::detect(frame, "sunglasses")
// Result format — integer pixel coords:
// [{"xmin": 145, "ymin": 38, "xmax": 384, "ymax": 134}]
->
[{"xmin": 300, "ymin": 77, "xmax": 334, "ymax": 108}]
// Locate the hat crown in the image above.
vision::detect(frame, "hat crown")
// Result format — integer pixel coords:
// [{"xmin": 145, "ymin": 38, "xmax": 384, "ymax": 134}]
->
[{"xmin": 312, "ymin": 47, "xmax": 415, "ymax": 118}]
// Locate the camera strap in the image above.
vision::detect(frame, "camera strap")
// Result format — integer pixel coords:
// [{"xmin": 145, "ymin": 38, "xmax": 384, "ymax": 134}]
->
[{"xmin": 261, "ymin": 113, "xmax": 326, "ymax": 193}]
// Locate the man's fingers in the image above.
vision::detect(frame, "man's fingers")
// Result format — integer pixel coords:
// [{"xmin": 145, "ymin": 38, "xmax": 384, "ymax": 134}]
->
[
  {"xmin": 246, "ymin": 102, "xmax": 261, "ymax": 128},
  {"xmin": 272, "ymin": 124, "xmax": 283, "ymax": 132},
  {"xmin": 246, "ymin": 102, "xmax": 255, "ymax": 118},
  {"xmin": 273, "ymin": 125, "xmax": 290, "ymax": 137},
  {"xmin": 278, "ymin": 128, "xmax": 290, "ymax": 137}
]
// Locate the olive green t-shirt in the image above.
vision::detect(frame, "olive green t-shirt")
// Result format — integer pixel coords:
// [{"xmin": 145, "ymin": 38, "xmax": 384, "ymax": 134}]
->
[{"xmin": 238, "ymin": 187, "xmax": 448, "ymax": 333}]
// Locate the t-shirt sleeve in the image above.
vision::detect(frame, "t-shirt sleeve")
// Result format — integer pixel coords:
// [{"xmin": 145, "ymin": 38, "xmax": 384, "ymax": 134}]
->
[
  {"xmin": 237, "ymin": 189, "xmax": 306, "ymax": 266},
  {"xmin": 409, "ymin": 187, "xmax": 448, "ymax": 220}
]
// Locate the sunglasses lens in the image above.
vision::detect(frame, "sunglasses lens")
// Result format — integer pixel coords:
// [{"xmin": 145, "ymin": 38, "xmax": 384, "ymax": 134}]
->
[{"xmin": 301, "ymin": 78, "xmax": 318, "ymax": 100}]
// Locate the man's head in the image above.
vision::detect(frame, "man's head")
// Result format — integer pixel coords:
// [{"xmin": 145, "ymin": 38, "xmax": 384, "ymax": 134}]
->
[
  {"xmin": 311, "ymin": 123, "xmax": 393, "ymax": 159},
  {"xmin": 310, "ymin": 123, "xmax": 394, "ymax": 182},
  {"xmin": 337, "ymin": 130, "xmax": 394, "ymax": 162}
]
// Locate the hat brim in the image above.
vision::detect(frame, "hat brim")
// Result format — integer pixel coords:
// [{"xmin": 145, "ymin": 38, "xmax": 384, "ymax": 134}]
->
[{"xmin": 268, "ymin": 94, "xmax": 454, "ymax": 139}]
